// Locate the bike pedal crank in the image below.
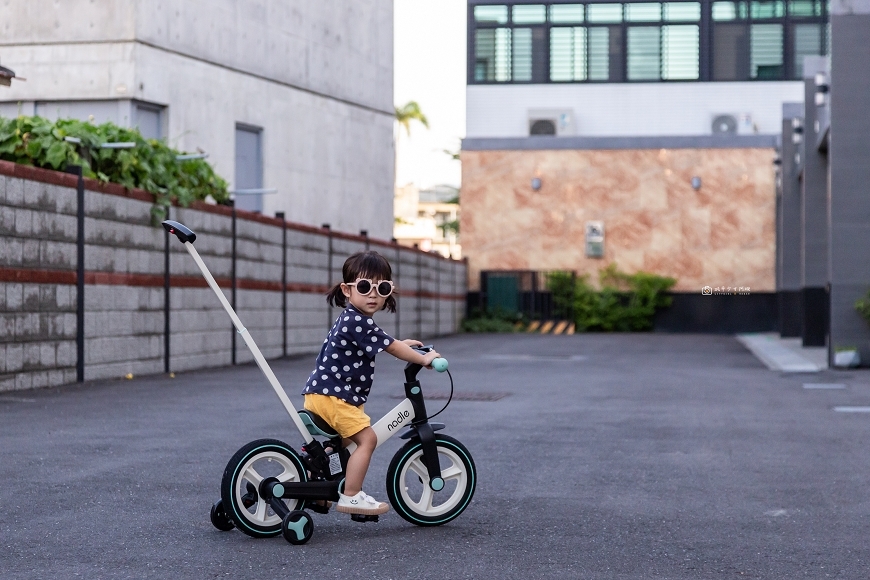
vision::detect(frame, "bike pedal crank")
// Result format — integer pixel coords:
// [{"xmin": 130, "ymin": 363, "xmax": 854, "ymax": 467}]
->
[{"xmin": 350, "ymin": 514, "xmax": 379, "ymax": 523}]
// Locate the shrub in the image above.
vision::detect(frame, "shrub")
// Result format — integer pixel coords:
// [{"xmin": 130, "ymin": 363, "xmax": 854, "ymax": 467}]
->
[
  {"xmin": 0, "ymin": 115, "xmax": 230, "ymax": 222},
  {"xmin": 855, "ymin": 290, "xmax": 870, "ymax": 324},
  {"xmin": 461, "ymin": 307, "xmax": 523, "ymax": 333},
  {"xmin": 547, "ymin": 265, "xmax": 676, "ymax": 331}
]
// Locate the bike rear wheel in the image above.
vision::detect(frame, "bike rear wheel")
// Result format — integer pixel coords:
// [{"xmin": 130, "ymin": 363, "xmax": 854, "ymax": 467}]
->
[{"xmin": 220, "ymin": 439, "xmax": 307, "ymax": 537}]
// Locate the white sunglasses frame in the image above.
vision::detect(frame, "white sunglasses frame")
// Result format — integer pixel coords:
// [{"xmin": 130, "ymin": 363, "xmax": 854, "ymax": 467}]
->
[{"xmin": 345, "ymin": 278, "xmax": 395, "ymax": 298}]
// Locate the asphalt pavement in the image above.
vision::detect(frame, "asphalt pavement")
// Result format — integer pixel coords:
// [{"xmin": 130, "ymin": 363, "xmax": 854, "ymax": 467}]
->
[{"xmin": 2, "ymin": 333, "xmax": 870, "ymax": 579}]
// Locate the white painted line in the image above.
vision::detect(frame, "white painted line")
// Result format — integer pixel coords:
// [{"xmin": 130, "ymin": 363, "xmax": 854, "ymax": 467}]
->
[
  {"xmin": 833, "ymin": 407, "xmax": 870, "ymax": 413},
  {"xmin": 803, "ymin": 383, "xmax": 846, "ymax": 389}
]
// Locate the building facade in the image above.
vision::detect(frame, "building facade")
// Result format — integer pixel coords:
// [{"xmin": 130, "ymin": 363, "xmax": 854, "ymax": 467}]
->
[
  {"xmin": 461, "ymin": 0, "xmax": 828, "ymax": 329},
  {"xmin": 0, "ymin": 1, "xmax": 395, "ymax": 239}
]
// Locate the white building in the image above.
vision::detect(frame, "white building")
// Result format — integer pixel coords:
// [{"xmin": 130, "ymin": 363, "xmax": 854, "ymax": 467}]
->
[{"xmin": 0, "ymin": 1, "xmax": 394, "ymax": 238}]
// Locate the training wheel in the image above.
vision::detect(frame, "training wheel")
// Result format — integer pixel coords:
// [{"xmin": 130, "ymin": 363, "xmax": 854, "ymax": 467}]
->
[
  {"xmin": 282, "ymin": 510, "xmax": 314, "ymax": 545},
  {"xmin": 210, "ymin": 499, "xmax": 235, "ymax": 531}
]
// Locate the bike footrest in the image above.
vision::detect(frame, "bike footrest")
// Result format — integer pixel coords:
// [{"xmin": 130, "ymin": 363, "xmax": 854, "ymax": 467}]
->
[
  {"xmin": 350, "ymin": 514, "xmax": 379, "ymax": 523},
  {"xmin": 308, "ymin": 501, "xmax": 331, "ymax": 514}
]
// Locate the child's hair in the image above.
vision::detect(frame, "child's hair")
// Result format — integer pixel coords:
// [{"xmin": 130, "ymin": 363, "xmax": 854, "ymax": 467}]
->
[{"xmin": 327, "ymin": 251, "xmax": 397, "ymax": 312}]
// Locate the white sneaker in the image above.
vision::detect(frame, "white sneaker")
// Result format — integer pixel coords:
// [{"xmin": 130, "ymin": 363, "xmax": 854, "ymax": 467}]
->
[{"xmin": 336, "ymin": 490, "xmax": 390, "ymax": 515}]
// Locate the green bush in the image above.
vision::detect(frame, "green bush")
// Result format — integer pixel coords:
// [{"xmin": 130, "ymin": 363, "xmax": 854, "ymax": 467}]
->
[
  {"xmin": 855, "ymin": 290, "xmax": 870, "ymax": 324},
  {"xmin": 461, "ymin": 307, "xmax": 523, "ymax": 333},
  {"xmin": 548, "ymin": 264, "xmax": 676, "ymax": 331},
  {"xmin": 0, "ymin": 115, "xmax": 229, "ymax": 222}
]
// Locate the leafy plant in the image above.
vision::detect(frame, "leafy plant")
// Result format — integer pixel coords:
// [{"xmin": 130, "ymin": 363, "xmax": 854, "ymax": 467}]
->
[
  {"xmin": 461, "ymin": 307, "xmax": 523, "ymax": 333},
  {"xmin": 855, "ymin": 290, "xmax": 870, "ymax": 325},
  {"xmin": 547, "ymin": 265, "xmax": 676, "ymax": 332},
  {"xmin": 0, "ymin": 115, "xmax": 229, "ymax": 222}
]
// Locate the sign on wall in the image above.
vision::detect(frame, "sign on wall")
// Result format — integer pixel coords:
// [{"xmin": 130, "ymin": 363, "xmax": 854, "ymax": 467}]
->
[{"xmin": 585, "ymin": 221, "xmax": 604, "ymax": 258}]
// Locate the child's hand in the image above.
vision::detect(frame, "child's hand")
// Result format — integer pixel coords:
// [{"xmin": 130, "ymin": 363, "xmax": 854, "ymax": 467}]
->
[
  {"xmin": 421, "ymin": 350, "xmax": 441, "ymax": 369},
  {"xmin": 403, "ymin": 339, "xmax": 423, "ymax": 347}
]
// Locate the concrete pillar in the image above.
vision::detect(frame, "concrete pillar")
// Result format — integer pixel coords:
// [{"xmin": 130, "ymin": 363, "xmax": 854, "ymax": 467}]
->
[
  {"xmin": 828, "ymin": 2, "xmax": 870, "ymax": 365},
  {"xmin": 779, "ymin": 103, "xmax": 803, "ymax": 337},
  {"xmin": 801, "ymin": 56, "xmax": 830, "ymax": 347}
]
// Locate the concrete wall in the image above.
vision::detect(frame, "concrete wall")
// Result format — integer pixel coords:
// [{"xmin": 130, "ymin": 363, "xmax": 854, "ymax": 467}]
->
[
  {"xmin": 0, "ymin": 162, "xmax": 466, "ymax": 392},
  {"xmin": 460, "ymin": 147, "xmax": 775, "ymax": 293},
  {"xmin": 827, "ymin": 2, "xmax": 870, "ymax": 361},
  {"xmin": 467, "ymin": 81, "xmax": 804, "ymax": 138},
  {"xmin": 0, "ymin": 0, "xmax": 394, "ymax": 239}
]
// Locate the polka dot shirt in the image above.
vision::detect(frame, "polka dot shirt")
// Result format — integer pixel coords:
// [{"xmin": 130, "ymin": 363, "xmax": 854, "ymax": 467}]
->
[{"xmin": 301, "ymin": 304, "xmax": 395, "ymax": 406}]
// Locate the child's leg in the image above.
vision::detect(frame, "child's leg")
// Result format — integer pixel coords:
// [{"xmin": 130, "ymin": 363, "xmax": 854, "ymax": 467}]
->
[{"xmin": 342, "ymin": 426, "xmax": 377, "ymax": 496}]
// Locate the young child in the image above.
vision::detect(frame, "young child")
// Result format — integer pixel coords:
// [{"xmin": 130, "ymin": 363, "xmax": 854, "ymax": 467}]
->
[{"xmin": 301, "ymin": 250, "xmax": 440, "ymax": 516}]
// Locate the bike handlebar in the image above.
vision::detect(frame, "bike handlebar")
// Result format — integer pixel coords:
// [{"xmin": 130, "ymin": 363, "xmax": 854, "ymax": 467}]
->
[{"xmin": 431, "ymin": 358, "xmax": 448, "ymax": 372}]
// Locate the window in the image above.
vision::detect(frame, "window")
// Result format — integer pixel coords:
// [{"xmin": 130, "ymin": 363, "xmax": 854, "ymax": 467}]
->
[
  {"xmin": 470, "ymin": 1, "xmax": 827, "ymax": 83},
  {"xmin": 234, "ymin": 124, "xmax": 263, "ymax": 213},
  {"xmin": 133, "ymin": 102, "xmax": 164, "ymax": 140}
]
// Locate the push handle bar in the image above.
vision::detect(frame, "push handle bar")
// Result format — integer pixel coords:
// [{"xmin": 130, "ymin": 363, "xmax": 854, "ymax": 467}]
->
[{"xmin": 161, "ymin": 220, "xmax": 196, "ymax": 244}]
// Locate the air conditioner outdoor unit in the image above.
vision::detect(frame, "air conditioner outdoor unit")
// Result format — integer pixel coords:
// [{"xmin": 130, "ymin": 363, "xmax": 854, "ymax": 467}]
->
[
  {"xmin": 711, "ymin": 113, "xmax": 756, "ymax": 135},
  {"xmin": 528, "ymin": 109, "xmax": 575, "ymax": 136}
]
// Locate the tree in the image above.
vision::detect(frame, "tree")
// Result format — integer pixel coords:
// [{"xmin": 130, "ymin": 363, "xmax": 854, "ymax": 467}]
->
[
  {"xmin": 393, "ymin": 101, "xmax": 429, "ymax": 190},
  {"xmin": 394, "ymin": 101, "xmax": 429, "ymax": 135}
]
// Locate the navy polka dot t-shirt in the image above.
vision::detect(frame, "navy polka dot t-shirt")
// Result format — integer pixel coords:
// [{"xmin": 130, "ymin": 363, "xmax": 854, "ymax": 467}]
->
[{"xmin": 302, "ymin": 304, "xmax": 395, "ymax": 406}]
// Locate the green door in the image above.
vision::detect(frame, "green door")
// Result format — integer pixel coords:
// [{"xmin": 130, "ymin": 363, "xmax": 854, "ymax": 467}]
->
[{"xmin": 487, "ymin": 275, "xmax": 519, "ymax": 314}]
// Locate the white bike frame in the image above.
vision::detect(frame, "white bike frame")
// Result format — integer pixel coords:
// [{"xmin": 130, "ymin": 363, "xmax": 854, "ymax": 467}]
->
[{"xmin": 181, "ymin": 240, "xmax": 415, "ymax": 452}]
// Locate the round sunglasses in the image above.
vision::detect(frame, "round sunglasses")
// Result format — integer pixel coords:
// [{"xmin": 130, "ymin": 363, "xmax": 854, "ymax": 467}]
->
[{"xmin": 346, "ymin": 278, "xmax": 395, "ymax": 298}]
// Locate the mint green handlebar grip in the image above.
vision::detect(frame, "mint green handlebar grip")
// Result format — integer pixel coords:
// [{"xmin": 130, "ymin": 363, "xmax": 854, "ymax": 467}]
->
[{"xmin": 432, "ymin": 358, "xmax": 448, "ymax": 372}]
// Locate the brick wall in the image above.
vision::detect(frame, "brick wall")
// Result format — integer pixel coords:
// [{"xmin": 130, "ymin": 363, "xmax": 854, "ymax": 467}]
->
[{"xmin": 0, "ymin": 161, "xmax": 467, "ymax": 392}]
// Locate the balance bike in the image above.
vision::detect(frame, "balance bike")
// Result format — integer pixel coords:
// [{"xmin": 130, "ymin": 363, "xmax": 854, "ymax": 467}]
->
[{"xmin": 163, "ymin": 220, "xmax": 476, "ymax": 545}]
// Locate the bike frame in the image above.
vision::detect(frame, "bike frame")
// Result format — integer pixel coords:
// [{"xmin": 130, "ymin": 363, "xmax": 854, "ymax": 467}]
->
[{"xmin": 164, "ymin": 221, "xmax": 445, "ymax": 490}]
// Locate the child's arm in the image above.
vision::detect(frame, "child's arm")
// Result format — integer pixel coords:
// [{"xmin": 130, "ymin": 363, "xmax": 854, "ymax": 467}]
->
[{"xmin": 385, "ymin": 340, "xmax": 440, "ymax": 367}]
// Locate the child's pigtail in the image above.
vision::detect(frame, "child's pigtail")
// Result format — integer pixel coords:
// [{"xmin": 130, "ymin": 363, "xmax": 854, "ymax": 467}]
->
[{"xmin": 326, "ymin": 283, "xmax": 347, "ymax": 308}]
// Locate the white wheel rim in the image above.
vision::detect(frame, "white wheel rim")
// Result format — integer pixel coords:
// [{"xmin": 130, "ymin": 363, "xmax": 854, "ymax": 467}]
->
[
  {"xmin": 398, "ymin": 446, "xmax": 468, "ymax": 518},
  {"xmin": 234, "ymin": 450, "xmax": 301, "ymax": 527}
]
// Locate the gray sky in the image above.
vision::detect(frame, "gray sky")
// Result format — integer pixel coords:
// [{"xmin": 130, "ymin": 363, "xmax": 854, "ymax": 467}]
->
[{"xmin": 394, "ymin": 0, "xmax": 466, "ymax": 190}]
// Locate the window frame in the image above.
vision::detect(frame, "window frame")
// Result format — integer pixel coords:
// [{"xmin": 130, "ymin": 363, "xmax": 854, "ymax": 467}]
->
[{"xmin": 467, "ymin": 0, "xmax": 827, "ymax": 84}]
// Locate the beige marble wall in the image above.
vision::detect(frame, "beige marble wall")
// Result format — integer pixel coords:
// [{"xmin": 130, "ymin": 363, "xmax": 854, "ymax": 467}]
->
[{"xmin": 460, "ymin": 148, "xmax": 776, "ymax": 292}]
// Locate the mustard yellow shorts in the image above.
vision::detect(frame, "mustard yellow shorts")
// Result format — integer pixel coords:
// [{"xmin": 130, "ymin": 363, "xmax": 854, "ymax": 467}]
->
[{"xmin": 303, "ymin": 394, "xmax": 371, "ymax": 439}]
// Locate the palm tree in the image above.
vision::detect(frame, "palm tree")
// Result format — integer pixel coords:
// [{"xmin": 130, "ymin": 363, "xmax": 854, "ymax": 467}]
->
[
  {"xmin": 393, "ymin": 101, "xmax": 429, "ymax": 189},
  {"xmin": 395, "ymin": 101, "xmax": 429, "ymax": 136}
]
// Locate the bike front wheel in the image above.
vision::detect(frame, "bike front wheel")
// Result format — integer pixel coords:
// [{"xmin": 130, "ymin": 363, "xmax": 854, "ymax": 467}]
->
[{"xmin": 386, "ymin": 434, "xmax": 476, "ymax": 526}]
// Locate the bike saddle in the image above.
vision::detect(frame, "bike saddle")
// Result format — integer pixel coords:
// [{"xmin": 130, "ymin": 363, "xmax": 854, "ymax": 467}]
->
[{"xmin": 298, "ymin": 410, "xmax": 339, "ymax": 438}]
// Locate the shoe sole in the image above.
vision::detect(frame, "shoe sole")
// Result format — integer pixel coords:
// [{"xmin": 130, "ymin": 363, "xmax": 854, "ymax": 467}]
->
[{"xmin": 335, "ymin": 504, "xmax": 390, "ymax": 516}]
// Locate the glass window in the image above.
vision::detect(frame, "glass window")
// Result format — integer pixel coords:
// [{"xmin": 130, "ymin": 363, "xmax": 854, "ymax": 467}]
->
[
  {"xmin": 626, "ymin": 3, "xmax": 662, "ymax": 21},
  {"xmin": 792, "ymin": 23, "xmax": 822, "ymax": 76},
  {"xmin": 550, "ymin": 27, "xmax": 588, "ymax": 80},
  {"xmin": 587, "ymin": 3, "xmax": 623, "ymax": 22},
  {"xmin": 627, "ymin": 27, "xmax": 661, "ymax": 79},
  {"xmin": 474, "ymin": 5, "xmax": 508, "ymax": 24},
  {"xmin": 712, "ymin": 23, "xmax": 749, "ymax": 79},
  {"xmin": 662, "ymin": 25, "xmax": 700, "ymax": 78},
  {"xmin": 474, "ymin": 28, "xmax": 512, "ymax": 81},
  {"xmin": 664, "ymin": 2, "xmax": 701, "ymax": 21},
  {"xmin": 712, "ymin": 1, "xmax": 749, "ymax": 19},
  {"xmin": 549, "ymin": 4, "xmax": 584, "ymax": 22},
  {"xmin": 788, "ymin": 0, "xmax": 822, "ymax": 16},
  {"xmin": 235, "ymin": 125, "xmax": 263, "ymax": 213},
  {"xmin": 750, "ymin": 0, "xmax": 785, "ymax": 17},
  {"xmin": 512, "ymin": 4, "xmax": 546, "ymax": 23},
  {"xmin": 750, "ymin": 23, "xmax": 783, "ymax": 78},
  {"xmin": 512, "ymin": 28, "xmax": 534, "ymax": 80},
  {"xmin": 588, "ymin": 27, "xmax": 612, "ymax": 79}
]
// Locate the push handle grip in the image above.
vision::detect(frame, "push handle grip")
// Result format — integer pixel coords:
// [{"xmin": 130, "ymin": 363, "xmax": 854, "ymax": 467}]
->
[{"xmin": 161, "ymin": 220, "xmax": 197, "ymax": 244}]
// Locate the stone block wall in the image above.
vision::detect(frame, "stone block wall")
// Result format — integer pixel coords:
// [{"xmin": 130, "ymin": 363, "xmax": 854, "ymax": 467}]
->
[
  {"xmin": 460, "ymin": 148, "xmax": 775, "ymax": 293},
  {"xmin": 0, "ymin": 161, "xmax": 467, "ymax": 392}
]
